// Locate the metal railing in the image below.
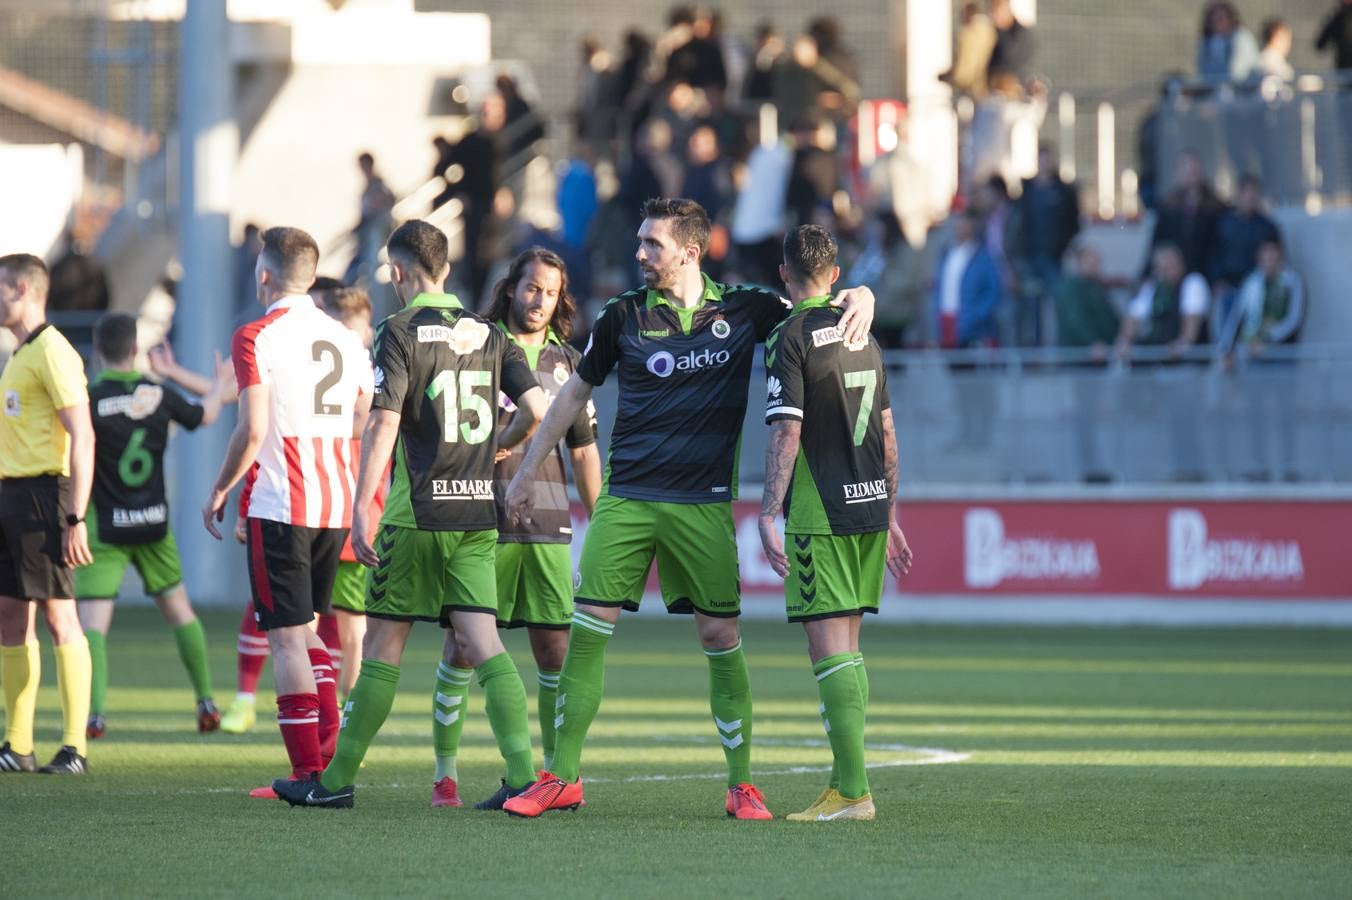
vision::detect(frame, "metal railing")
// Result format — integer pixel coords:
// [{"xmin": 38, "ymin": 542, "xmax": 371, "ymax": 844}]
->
[{"xmin": 585, "ymin": 343, "xmax": 1352, "ymax": 489}]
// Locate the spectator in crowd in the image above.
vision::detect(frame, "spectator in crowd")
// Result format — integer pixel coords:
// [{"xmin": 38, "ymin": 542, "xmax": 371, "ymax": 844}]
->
[
  {"xmin": 711, "ymin": 11, "xmax": 751, "ymax": 103},
  {"xmin": 1054, "ymin": 244, "xmax": 1119, "ymax": 483},
  {"xmin": 619, "ymin": 118, "xmax": 682, "ymax": 218},
  {"xmin": 1055, "ymin": 245, "xmax": 1119, "ymax": 354},
  {"xmin": 1196, "ymin": 1, "xmax": 1259, "ymax": 83},
  {"xmin": 1016, "ymin": 143, "xmax": 1080, "ymax": 346},
  {"xmin": 441, "ymin": 94, "xmax": 506, "ymax": 303},
  {"xmin": 806, "ymin": 17, "xmax": 861, "ymax": 123},
  {"xmin": 681, "ymin": 125, "xmax": 731, "ymax": 223},
  {"xmin": 1118, "ymin": 243, "xmax": 1209, "ymax": 361},
  {"xmin": 47, "ymin": 231, "xmax": 110, "ymax": 313},
  {"xmin": 729, "ymin": 121, "xmax": 793, "ymax": 287},
  {"xmin": 1135, "ymin": 74, "xmax": 1185, "ymax": 212},
  {"xmin": 1118, "ymin": 243, "xmax": 1210, "ymax": 481},
  {"xmin": 1224, "ymin": 239, "xmax": 1306, "ymax": 480},
  {"xmin": 662, "ymin": 6, "xmax": 727, "ymax": 94},
  {"xmin": 772, "ymin": 34, "xmax": 828, "ymax": 130},
  {"xmin": 931, "ymin": 210, "xmax": 1004, "ymax": 449},
  {"xmin": 971, "ymin": 175, "xmax": 1022, "ymax": 339},
  {"xmin": 557, "ymin": 145, "xmax": 599, "ymax": 252},
  {"xmin": 1316, "ymin": 0, "xmax": 1352, "ymax": 71},
  {"xmin": 233, "ymin": 223, "xmax": 263, "ymax": 326},
  {"xmin": 496, "ymin": 74, "xmax": 546, "ymax": 160},
  {"xmin": 940, "ymin": 2, "xmax": 998, "ymax": 99},
  {"xmin": 743, "ymin": 22, "xmax": 783, "ymax": 103},
  {"xmin": 986, "ymin": 0, "xmax": 1036, "ymax": 97},
  {"xmin": 1258, "ymin": 18, "xmax": 1295, "ymax": 81},
  {"xmin": 346, "ymin": 152, "xmax": 395, "ymax": 289},
  {"xmin": 786, "ymin": 116, "xmax": 840, "ymax": 229},
  {"xmin": 932, "ymin": 210, "xmax": 1003, "ymax": 350},
  {"xmin": 575, "ymin": 36, "xmax": 617, "ymax": 154},
  {"xmin": 1143, "ymin": 149, "xmax": 1223, "ymax": 279},
  {"xmin": 1223, "ymin": 239, "xmax": 1305, "ymax": 352},
  {"xmin": 1210, "ymin": 173, "xmax": 1280, "ymax": 338}
]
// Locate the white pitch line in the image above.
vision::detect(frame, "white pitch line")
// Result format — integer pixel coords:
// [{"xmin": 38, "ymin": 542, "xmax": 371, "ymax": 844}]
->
[{"xmin": 11, "ymin": 739, "xmax": 968, "ymax": 798}]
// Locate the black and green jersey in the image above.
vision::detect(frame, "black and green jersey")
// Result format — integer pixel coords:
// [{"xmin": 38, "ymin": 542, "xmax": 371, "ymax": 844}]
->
[
  {"xmin": 577, "ymin": 273, "xmax": 790, "ymax": 503},
  {"xmin": 88, "ymin": 370, "xmax": 204, "ymax": 544},
  {"xmin": 371, "ymin": 293, "xmax": 537, "ymax": 531},
  {"xmin": 765, "ymin": 298, "xmax": 892, "ymax": 536},
  {"xmin": 493, "ymin": 325, "xmax": 597, "ymax": 543}
]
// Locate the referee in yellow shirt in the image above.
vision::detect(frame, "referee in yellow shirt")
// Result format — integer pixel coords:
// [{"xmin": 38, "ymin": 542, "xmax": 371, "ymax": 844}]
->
[{"xmin": 0, "ymin": 253, "xmax": 95, "ymax": 774}]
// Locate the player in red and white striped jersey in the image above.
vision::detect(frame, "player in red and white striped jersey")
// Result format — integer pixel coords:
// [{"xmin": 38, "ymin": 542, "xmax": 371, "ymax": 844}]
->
[{"xmin": 201, "ymin": 227, "xmax": 373, "ymax": 793}]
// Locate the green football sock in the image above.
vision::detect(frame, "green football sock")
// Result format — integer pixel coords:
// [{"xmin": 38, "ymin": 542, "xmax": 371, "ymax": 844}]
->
[
  {"xmin": 433, "ymin": 662, "xmax": 473, "ymax": 781},
  {"xmin": 321, "ymin": 659, "xmax": 399, "ymax": 791},
  {"xmin": 815, "ymin": 653, "xmax": 868, "ymax": 800},
  {"xmin": 706, "ymin": 640, "xmax": 754, "ymax": 787},
  {"xmin": 536, "ymin": 668, "xmax": 560, "ymax": 771},
  {"xmin": 477, "ymin": 652, "xmax": 534, "ymax": 788},
  {"xmin": 829, "ymin": 653, "xmax": 868, "ymax": 790},
  {"xmin": 85, "ymin": 629, "xmax": 108, "ymax": 717},
  {"xmin": 173, "ymin": 620, "xmax": 213, "ymax": 702},
  {"xmin": 550, "ymin": 610, "xmax": 614, "ymax": 782}
]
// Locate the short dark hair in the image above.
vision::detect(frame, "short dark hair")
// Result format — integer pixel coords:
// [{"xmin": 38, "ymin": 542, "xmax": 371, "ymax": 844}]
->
[
  {"xmin": 357, "ymin": 151, "xmax": 374, "ymax": 167},
  {"xmin": 0, "ymin": 253, "xmax": 49, "ymax": 301},
  {"xmin": 386, "ymin": 219, "xmax": 449, "ymax": 280},
  {"xmin": 309, "ymin": 275, "xmax": 346, "ymax": 305},
  {"xmin": 782, "ymin": 225, "xmax": 838, "ymax": 282},
  {"xmin": 94, "ymin": 312, "xmax": 138, "ymax": 364},
  {"xmin": 259, "ymin": 226, "xmax": 319, "ymax": 291},
  {"xmin": 641, "ymin": 197, "xmax": 711, "ymax": 258},
  {"xmin": 484, "ymin": 247, "xmax": 577, "ymax": 341},
  {"xmin": 321, "ymin": 286, "xmax": 371, "ymax": 323}
]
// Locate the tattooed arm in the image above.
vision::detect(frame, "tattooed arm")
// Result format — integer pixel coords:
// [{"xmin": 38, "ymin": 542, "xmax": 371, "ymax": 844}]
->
[
  {"xmin": 758, "ymin": 419, "xmax": 802, "ymax": 578},
  {"xmin": 880, "ymin": 408, "xmax": 914, "ymax": 578}
]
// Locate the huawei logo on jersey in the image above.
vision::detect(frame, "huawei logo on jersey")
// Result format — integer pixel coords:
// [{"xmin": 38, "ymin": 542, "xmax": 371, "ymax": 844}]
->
[{"xmin": 767, "ymin": 376, "xmax": 783, "ymax": 397}]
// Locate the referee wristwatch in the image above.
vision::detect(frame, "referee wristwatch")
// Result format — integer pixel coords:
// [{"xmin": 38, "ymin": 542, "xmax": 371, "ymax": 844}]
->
[{"xmin": 65, "ymin": 513, "xmax": 85, "ymax": 527}]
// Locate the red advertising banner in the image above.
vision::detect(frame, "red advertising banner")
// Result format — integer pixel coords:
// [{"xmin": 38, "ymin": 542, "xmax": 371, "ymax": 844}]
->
[{"xmin": 570, "ymin": 500, "xmax": 1351, "ymax": 600}]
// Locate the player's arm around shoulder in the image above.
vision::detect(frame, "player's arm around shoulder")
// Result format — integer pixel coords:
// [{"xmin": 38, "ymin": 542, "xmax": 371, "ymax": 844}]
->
[{"xmin": 828, "ymin": 284, "xmax": 876, "ymax": 345}]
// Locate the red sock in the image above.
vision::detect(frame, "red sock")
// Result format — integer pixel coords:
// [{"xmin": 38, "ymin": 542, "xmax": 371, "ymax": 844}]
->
[
  {"xmin": 276, "ymin": 693, "xmax": 322, "ymax": 779},
  {"xmin": 309, "ymin": 648, "xmax": 340, "ymax": 764},
  {"xmin": 316, "ymin": 613, "xmax": 342, "ymax": 657},
  {"xmin": 237, "ymin": 604, "xmax": 269, "ymax": 695}
]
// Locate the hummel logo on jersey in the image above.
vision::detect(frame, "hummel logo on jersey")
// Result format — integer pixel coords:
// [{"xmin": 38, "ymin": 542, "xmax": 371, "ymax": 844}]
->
[
  {"xmin": 767, "ymin": 376, "xmax": 783, "ymax": 397},
  {"xmin": 433, "ymin": 478, "xmax": 494, "ymax": 500},
  {"xmin": 640, "ymin": 328, "xmax": 671, "ymax": 338},
  {"xmin": 646, "ymin": 348, "xmax": 732, "ymax": 378},
  {"xmin": 843, "ymin": 480, "xmax": 887, "ymax": 503}
]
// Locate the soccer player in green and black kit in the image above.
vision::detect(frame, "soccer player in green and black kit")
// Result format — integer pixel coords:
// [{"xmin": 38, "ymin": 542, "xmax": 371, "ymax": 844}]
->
[
  {"xmin": 758, "ymin": 225, "xmax": 913, "ymax": 822},
  {"xmin": 430, "ymin": 248, "xmax": 601, "ymax": 810},
  {"xmin": 502, "ymin": 199, "xmax": 875, "ymax": 819},
  {"xmin": 274, "ymin": 219, "xmax": 549, "ymax": 809},
  {"xmin": 76, "ymin": 313, "xmax": 234, "ymax": 737}
]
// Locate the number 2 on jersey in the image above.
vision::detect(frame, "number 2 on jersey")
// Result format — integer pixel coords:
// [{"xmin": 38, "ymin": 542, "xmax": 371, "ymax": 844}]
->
[
  {"xmin": 426, "ymin": 369, "xmax": 492, "ymax": 444},
  {"xmin": 843, "ymin": 370, "xmax": 876, "ymax": 446},
  {"xmin": 312, "ymin": 341, "xmax": 345, "ymax": 416}
]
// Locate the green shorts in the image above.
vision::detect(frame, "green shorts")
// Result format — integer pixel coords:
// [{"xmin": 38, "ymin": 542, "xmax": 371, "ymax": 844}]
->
[
  {"xmin": 76, "ymin": 525, "xmax": 182, "ymax": 600},
  {"xmin": 785, "ymin": 531, "xmax": 886, "ymax": 623},
  {"xmin": 575, "ymin": 494, "xmax": 740, "ymax": 618},
  {"xmin": 495, "ymin": 541, "xmax": 572, "ymax": 629},
  {"xmin": 331, "ymin": 560, "xmax": 366, "ymax": 613},
  {"xmin": 365, "ymin": 524, "xmax": 497, "ymax": 626}
]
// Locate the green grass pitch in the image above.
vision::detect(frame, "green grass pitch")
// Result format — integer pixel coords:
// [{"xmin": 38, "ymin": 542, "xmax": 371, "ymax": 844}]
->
[{"xmin": 8, "ymin": 608, "xmax": 1352, "ymax": 898}]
